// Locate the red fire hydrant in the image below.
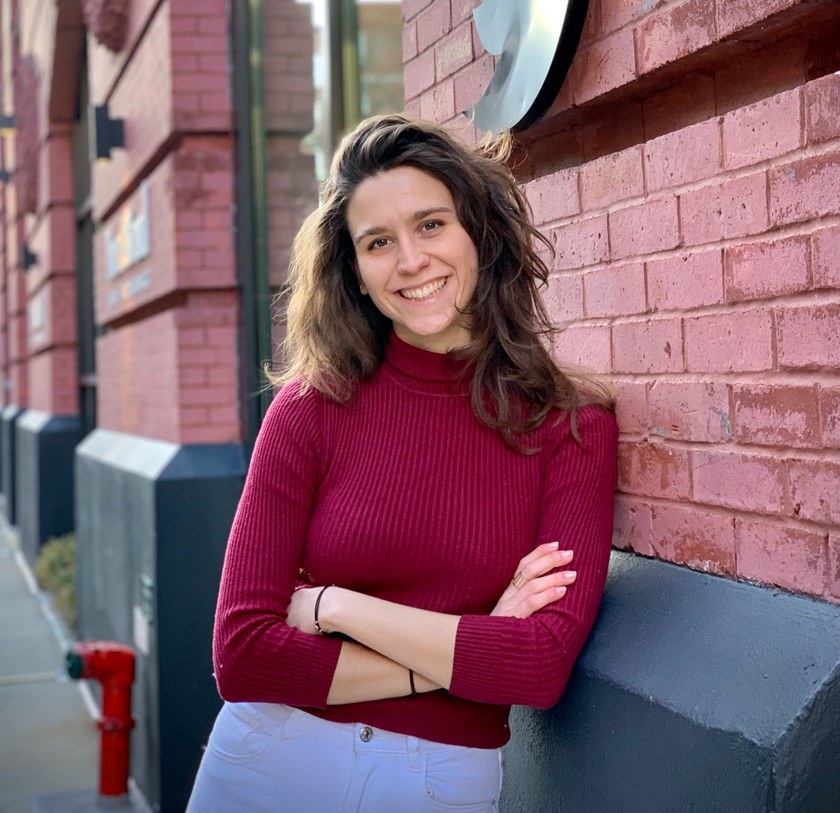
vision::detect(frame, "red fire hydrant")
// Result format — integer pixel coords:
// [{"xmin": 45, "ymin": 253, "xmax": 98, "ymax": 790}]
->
[{"xmin": 66, "ymin": 641, "xmax": 136, "ymax": 800}]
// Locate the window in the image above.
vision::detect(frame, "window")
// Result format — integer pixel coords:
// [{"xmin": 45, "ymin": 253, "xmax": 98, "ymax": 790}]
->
[{"xmin": 298, "ymin": 0, "xmax": 403, "ymax": 180}]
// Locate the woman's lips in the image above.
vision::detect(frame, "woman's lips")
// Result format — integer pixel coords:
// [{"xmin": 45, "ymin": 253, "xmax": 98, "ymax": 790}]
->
[{"xmin": 399, "ymin": 277, "xmax": 449, "ymax": 300}]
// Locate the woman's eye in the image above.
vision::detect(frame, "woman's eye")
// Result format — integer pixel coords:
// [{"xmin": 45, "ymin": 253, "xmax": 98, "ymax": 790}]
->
[
  {"xmin": 368, "ymin": 237, "xmax": 389, "ymax": 250},
  {"xmin": 422, "ymin": 220, "xmax": 443, "ymax": 232}
]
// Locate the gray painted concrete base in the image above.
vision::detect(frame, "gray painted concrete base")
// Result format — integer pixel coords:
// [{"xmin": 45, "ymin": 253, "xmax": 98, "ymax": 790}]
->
[
  {"xmin": 501, "ymin": 552, "xmax": 840, "ymax": 812},
  {"xmin": 75, "ymin": 431, "xmax": 247, "ymax": 813},
  {"xmin": 15, "ymin": 411, "xmax": 82, "ymax": 564},
  {"xmin": 1, "ymin": 404, "xmax": 25, "ymax": 524},
  {"xmin": 32, "ymin": 789, "xmax": 142, "ymax": 813}
]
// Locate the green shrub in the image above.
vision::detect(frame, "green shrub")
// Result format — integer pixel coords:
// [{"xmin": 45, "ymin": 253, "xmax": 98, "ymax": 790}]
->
[{"xmin": 34, "ymin": 534, "xmax": 77, "ymax": 632}]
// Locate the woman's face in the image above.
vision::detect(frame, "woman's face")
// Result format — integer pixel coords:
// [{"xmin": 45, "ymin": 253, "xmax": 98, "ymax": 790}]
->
[{"xmin": 346, "ymin": 166, "xmax": 479, "ymax": 354}]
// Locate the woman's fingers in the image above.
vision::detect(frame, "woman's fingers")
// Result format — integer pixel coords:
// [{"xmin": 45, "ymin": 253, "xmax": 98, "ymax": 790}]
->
[
  {"xmin": 491, "ymin": 544, "xmax": 575, "ymax": 617},
  {"xmin": 492, "ymin": 569, "xmax": 575, "ymax": 617},
  {"xmin": 510, "ymin": 544, "xmax": 574, "ymax": 589},
  {"xmin": 513, "ymin": 570, "xmax": 576, "ymax": 617}
]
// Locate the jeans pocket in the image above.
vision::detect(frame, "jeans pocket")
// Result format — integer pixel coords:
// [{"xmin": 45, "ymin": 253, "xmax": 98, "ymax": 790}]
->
[
  {"xmin": 206, "ymin": 702, "xmax": 275, "ymax": 763},
  {"xmin": 423, "ymin": 746, "xmax": 502, "ymax": 811}
]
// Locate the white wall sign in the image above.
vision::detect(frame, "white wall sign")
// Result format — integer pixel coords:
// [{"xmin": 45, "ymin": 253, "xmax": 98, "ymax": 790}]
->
[
  {"xmin": 105, "ymin": 180, "xmax": 150, "ymax": 281},
  {"xmin": 27, "ymin": 287, "xmax": 47, "ymax": 346},
  {"xmin": 468, "ymin": 0, "xmax": 590, "ymax": 133}
]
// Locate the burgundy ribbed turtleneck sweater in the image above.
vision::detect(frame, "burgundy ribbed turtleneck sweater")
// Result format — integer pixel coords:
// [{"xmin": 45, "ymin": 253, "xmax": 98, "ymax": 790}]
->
[{"xmin": 213, "ymin": 334, "xmax": 618, "ymax": 748}]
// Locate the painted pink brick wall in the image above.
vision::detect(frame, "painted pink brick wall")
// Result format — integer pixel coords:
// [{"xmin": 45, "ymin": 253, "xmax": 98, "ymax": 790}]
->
[
  {"xmin": 403, "ymin": 0, "xmax": 834, "ymax": 133},
  {"xmin": 821, "ymin": 389, "xmax": 840, "ymax": 448},
  {"xmin": 680, "ymin": 172, "xmax": 768, "ymax": 246},
  {"xmin": 716, "ymin": 0, "xmax": 804, "ymax": 38},
  {"xmin": 736, "ymin": 518, "xmax": 828, "ymax": 595},
  {"xmin": 636, "ymin": 0, "xmax": 717, "ymax": 75},
  {"xmin": 403, "ymin": 0, "xmax": 840, "ymax": 602},
  {"xmin": 649, "ymin": 502, "xmax": 736, "ymax": 576}
]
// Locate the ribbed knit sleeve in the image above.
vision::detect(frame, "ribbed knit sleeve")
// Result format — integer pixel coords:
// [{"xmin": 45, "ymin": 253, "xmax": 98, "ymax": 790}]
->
[
  {"xmin": 212, "ymin": 380, "xmax": 343, "ymax": 708},
  {"xmin": 449, "ymin": 406, "xmax": 618, "ymax": 708}
]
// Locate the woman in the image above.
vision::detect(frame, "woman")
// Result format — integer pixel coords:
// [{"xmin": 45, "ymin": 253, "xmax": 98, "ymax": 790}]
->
[{"xmin": 187, "ymin": 114, "xmax": 617, "ymax": 812}]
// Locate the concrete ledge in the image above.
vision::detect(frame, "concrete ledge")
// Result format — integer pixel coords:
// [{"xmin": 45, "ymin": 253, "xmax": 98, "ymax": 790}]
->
[
  {"xmin": 501, "ymin": 552, "xmax": 840, "ymax": 812},
  {"xmin": 1, "ymin": 405, "xmax": 25, "ymax": 524},
  {"xmin": 75, "ymin": 430, "xmax": 247, "ymax": 813},
  {"xmin": 15, "ymin": 411, "xmax": 82, "ymax": 564}
]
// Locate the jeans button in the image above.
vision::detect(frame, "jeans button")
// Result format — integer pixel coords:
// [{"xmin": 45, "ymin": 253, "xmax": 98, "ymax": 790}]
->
[{"xmin": 359, "ymin": 726, "xmax": 373, "ymax": 742}]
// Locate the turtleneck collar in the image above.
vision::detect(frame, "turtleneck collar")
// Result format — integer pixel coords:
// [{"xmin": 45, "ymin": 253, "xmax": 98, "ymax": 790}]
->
[{"xmin": 382, "ymin": 332, "xmax": 473, "ymax": 393}]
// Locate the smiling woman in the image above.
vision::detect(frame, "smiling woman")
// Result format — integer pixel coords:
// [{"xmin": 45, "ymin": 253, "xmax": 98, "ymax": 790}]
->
[
  {"xmin": 186, "ymin": 114, "xmax": 617, "ymax": 813},
  {"xmin": 348, "ymin": 167, "xmax": 478, "ymax": 353}
]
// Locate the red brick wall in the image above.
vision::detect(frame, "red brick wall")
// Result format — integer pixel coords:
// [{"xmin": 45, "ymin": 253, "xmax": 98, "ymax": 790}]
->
[
  {"xmin": 3, "ymin": 0, "xmax": 318, "ymax": 440},
  {"xmin": 1, "ymin": 12, "xmax": 27, "ymax": 408},
  {"xmin": 403, "ymin": 0, "xmax": 840, "ymax": 601},
  {"xmin": 4, "ymin": 0, "xmax": 79, "ymax": 415},
  {"xmin": 90, "ymin": 0, "xmax": 319, "ymax": 441},
  {"xmin": 88, "ymin": 0, "xmax": 241, "ymax": 444},
  {"xmin": 96, "ymin": 290, "xmax": 239, "ymax": 444}
]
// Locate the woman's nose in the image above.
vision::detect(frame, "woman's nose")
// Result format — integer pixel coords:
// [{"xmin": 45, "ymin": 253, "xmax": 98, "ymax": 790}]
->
[{"xmin": 397, "ymin": 239, "xmax": 429, "ymax": 274}]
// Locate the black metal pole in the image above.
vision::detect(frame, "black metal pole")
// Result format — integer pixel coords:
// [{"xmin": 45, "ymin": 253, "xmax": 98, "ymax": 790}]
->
[
  {"xmin": 326, "ymin": 0, "xmax": 361, "ymax": 155},
  {"xmin": 230, "ymin": 0, "xmax": 272, "ymax": 452}
]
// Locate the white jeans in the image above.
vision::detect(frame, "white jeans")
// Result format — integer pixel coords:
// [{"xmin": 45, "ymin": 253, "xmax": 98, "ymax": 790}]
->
[{"xmin": 186, "ymin": 702, "xmax": 503, "ymax": 813}]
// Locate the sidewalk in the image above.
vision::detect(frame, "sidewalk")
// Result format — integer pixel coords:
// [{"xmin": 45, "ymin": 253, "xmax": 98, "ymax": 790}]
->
[{"xmin": 0, "ymin": 524, "xmax": 98, "ymax": 813}]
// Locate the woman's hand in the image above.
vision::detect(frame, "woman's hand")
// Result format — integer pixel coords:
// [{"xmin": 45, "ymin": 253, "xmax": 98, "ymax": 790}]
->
[
  {"xmin": 286, "ymin": 586, "xmax": 324, "ymax": 635},
  {"xmin": 491, "ymin": 542, "xmax": 576, "ymax": 618}
]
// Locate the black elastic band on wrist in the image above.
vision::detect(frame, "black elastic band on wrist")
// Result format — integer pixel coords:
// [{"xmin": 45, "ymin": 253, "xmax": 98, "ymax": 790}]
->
[
  {"xmin": 409, "ymin": 669, "xmax": 417, "ymax": 695},
  {"xmin": 314, "ymin": 585, "xmax": 330, "ymax": 635}
]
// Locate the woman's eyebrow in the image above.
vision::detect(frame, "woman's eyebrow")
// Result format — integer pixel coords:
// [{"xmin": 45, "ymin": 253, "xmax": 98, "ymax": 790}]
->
[
  {"xmin": 413, "ymin": 206, "xmax": 454, "ymax": 221},
  {"xmin": 352, "ymin": 206, "xmax": 455, "ymax": 247}
]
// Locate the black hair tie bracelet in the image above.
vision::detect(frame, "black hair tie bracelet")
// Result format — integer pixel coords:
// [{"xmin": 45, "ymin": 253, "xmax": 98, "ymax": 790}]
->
[{"xmin": 313, "ymin": 585, "xmax": 352, "ymax": 641}]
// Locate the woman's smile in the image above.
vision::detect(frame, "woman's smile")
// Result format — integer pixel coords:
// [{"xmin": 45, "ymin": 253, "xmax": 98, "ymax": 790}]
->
[{"xmin": 399, "ymin": 276, "xmax": 449, "ymax": 300}]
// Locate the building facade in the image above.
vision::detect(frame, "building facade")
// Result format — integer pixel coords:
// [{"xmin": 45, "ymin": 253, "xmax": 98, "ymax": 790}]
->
[
  {"xmin": 1, "ymin": 0, "xmax": 838, "ymax": 810},
  {"xmin": 0, "ymin": 0, "xmax": 319, "ymax": 809}
]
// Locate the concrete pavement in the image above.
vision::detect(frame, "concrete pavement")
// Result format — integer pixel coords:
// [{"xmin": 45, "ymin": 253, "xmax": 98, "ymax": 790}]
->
[{"xmin": 0, "ymin": 524, "xmax": 98, "ymax": 813}]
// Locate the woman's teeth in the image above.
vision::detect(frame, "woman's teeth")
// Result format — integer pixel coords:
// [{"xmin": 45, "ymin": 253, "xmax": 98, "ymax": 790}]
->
[{"xmin": 400, "ymin": 278, "xmax": 447, "ymax": 300}]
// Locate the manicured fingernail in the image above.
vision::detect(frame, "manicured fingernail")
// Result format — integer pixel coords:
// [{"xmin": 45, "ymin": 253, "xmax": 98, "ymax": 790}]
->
[
  {"xmin": 548, "ymin": 541, "xmax": 559, "ymax": 549},
  {"xmin": 564, "ymin": 571, "xmax": 577, "ymax": 580},
  {"xmin": 556, "ymin": 586, "xmax": 567, "ymax": 596},
  {"xmin": 560, "ymin": 550, "xmax": 573, "ymax": 557}
]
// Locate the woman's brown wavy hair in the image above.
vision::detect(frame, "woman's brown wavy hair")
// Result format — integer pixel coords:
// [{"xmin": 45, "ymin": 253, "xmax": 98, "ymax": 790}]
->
[{"xmin": 274, "ymin": 114, "xmax": 612, "ymax": 450}]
